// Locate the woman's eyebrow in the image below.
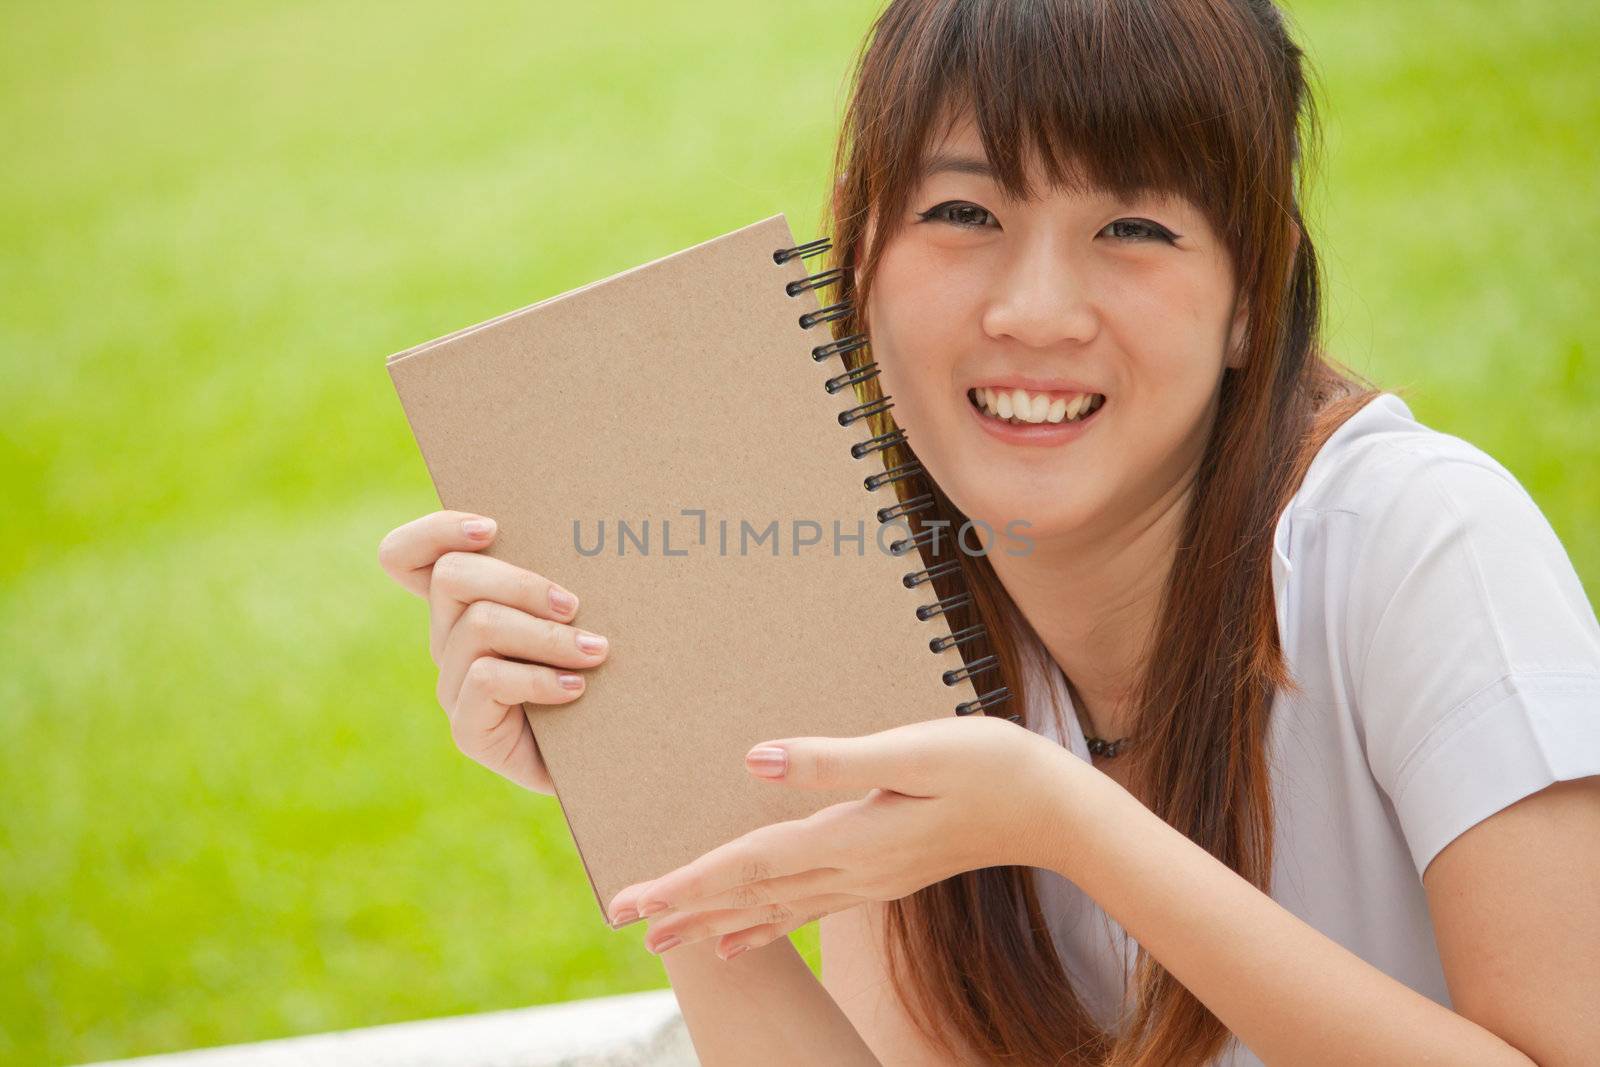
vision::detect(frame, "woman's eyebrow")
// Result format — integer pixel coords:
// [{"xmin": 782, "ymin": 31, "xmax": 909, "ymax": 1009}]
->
[{"xmin": 918, "ymin": 150, "xmax": 995, "ymax": 180}]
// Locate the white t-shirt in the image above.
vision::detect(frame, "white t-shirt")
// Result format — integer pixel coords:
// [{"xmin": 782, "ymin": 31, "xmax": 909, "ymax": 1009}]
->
[{"xmin": 1026, "ymin": 392, "xmax": 1600, "ymax": 1065}]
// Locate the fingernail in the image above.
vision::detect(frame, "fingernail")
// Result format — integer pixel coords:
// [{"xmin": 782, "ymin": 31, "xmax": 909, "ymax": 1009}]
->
[
  {"xmin": 548, "ymin": 586, "xmax": 578, "ymax": 615},
  {"xmin": 462, "ymin": 517, "xmax": 495, "ymax": 539},
  {"xmin": 576, "ymin": 632, "xmax": 608, "ymax": 655},
  {"xmin": 557, "ymin": 673, "xmax": 584, "ymax": 691},
  {"xmin": 650, "ymin": 935, "xmax": 682, "ymax": 954},
  {"xmin": 610, "ymin": 907, "xmax": 637, "ymax": 924},
  {"xmin": 722, "ymin": 944, "xmax": 750, "ymax": 961},
  {"xmin": 745, "ymin": 745, "xmax": 787, "ymax": 778},
  {"xmin": 639, "ymin": 899, "xmax": 669, "ymax": 917}
]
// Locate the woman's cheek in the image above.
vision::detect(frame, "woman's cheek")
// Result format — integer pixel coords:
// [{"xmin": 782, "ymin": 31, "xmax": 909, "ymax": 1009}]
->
[
  {"xmin": 889, "ymin": 373, "xmax": 951, "ymax": 464},
  {"xmin": 869, "ymin": 311, "xmax": 953, "ymax": 440}
]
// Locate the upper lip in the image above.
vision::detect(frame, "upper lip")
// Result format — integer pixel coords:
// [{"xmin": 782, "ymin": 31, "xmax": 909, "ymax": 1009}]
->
[{"xmin": 966, "ymin": 375, "xmax": 1103, "ymax": 396}]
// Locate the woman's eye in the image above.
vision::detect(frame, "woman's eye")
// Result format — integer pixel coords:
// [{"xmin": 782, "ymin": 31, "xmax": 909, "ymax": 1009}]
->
[
  {"xmin": 916, "ymin": 201, "xmax": 997, "ymax": 229},
  {"xmin": 1103, "ymin": 218, "xmax": 1177, "ymax": 243},
  {"xmin": 913, "ymin": 205, "xmax": 1176, "ymax": 241}
]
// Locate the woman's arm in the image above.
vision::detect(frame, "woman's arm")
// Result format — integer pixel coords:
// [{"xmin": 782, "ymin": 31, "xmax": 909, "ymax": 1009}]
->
[
  {"xmin": 1422, "ymin": 775, "xmax": 1600, "ymax": 1067},
  {"xmin": 822, "ymin": 901, "xmax": 992, "ymax": 1065},
  {"xmin": 1046, "ymin": 749, "xmax": 1597, "ymax": 1066},
  {"xmin": 659, "ymin": 934, "xmax": 881, "ymax": 1065}
]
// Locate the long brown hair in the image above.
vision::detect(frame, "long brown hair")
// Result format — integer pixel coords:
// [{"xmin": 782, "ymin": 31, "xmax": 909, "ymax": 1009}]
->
[{"xmin": 817, "ymin": 1, "xmax": 1375, "ymax": 1062}]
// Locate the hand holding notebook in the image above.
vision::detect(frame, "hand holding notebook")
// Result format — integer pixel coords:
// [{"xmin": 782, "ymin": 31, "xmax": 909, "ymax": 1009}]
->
[{"xmin": 377, "ymin": 507, "xmax": 609, "ymax": 797}]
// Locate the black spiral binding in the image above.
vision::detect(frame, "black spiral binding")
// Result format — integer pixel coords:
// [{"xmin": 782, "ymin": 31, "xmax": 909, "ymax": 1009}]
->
[{"xmin": 776, "ymin": 236, "xmax": 1017, "ymax": 724}]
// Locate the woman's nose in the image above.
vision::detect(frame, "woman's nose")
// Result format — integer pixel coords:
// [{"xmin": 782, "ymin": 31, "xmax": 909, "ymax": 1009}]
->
[{"xmin": 979, "ymin": 235, "xmax": 1099, "ymax": 350}]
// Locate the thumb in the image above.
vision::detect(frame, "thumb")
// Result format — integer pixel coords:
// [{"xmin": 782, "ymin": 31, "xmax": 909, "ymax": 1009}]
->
[{"xmin": 744, "ymin": 731, "xmax": 929, "ymax": 795}]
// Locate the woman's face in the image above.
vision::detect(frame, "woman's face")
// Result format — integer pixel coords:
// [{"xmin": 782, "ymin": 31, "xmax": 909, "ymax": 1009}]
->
[{"xmin": 864, "ymin": 116, "xmax": 1246, "ymax": 547}]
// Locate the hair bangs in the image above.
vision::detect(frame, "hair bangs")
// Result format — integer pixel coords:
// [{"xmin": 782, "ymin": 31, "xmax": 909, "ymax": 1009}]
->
[{"xmin": 873, "ymin": 0, "xmax": 1270, "ymax": 257}]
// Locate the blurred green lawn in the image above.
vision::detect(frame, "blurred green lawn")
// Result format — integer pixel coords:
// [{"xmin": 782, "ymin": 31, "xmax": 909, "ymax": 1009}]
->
[{"xmin": 1, "ymin": 1, "xmax": 1595, "ymax": 1063}]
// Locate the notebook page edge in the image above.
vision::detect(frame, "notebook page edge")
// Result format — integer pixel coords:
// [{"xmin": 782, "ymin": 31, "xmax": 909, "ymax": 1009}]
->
[{"xmin": 383, "ymin": 213, "xmax": 791, "ymax": 367}]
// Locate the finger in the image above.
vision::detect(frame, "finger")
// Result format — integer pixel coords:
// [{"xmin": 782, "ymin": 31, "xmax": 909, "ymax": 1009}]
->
[
  {"xmin": 449, "ymin": 655, "xmax": 564, "ymax": 794},
  {"xmin": 378, "ymin": 510, "xmax": 500, "ymax": 598},
  {"xmin": 642, "ymin": 893, "xmax": 863, "ymax": 957},
  {"xmin": 427, "ymin": 550, "xmax": 580, "ymax": 665},
  {"xmin": 744, "ymin": 725, "xmax": 941, "ymax": 797},
  {"xmin": 660, "ymin": 866, "xmax": 845, "ymax": 915},
  {"xmin": 607, "ymin": 879, "xmax": 679, "ymax": 926},
  {"xmin": 435, "ymin": 600, "xmax": 609, "ymax": 710},
  {"xmin": 454, "ymin": 654, "xmax": 588, "ymax": 723},
  {"xmin": 713, "ymin": 894, "xmax": 865, "ymax": 959},
  {"xmin": 630, "ymin": 819, "xmax": 825, "ymax": 915},
  {"xmin": 736, "ymin": 735, "xmax": 915, "ymax": 793}
]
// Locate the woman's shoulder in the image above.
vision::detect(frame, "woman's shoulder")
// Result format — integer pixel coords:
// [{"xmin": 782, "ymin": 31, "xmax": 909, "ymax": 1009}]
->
[
  {"xmin": 1274, "ymin": 389, "xmax": 1600, "ymax": 690},
  {"xmin": 1285, "ymin": 392, "xmax": 1533, "ymax": 526},
  {"xmin": 1272, "ymin": 391, "xmax": 1574, "ymax": 597}
]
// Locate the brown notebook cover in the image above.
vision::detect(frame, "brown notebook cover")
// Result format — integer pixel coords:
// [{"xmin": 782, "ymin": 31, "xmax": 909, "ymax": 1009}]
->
[{"xmin": 387, "ymin": 214, "xmax": 987, "ymax": 929}]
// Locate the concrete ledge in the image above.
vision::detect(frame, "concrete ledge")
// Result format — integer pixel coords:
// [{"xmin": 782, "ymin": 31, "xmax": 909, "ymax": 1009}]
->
[{"xmin": 80, "ymin": 989, "xmax": 697, "ymax": 1067}]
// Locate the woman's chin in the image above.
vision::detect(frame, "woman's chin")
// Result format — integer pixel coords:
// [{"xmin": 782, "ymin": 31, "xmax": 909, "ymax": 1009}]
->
[{"xmin": 933, "ymin": 494, "xmax": 1102, "ymax": 557}]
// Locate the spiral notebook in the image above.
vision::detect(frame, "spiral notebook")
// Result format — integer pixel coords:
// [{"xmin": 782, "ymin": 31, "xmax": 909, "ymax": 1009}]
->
[{"xmin": 386, "ymin": 214, "xmax": 1013, "ymax": 928}]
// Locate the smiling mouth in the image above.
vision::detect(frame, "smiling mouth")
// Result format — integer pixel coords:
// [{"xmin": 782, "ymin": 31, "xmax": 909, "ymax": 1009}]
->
[{"xmin": 967, "ymin": 386, "xmax": 1105, "ymax": 426}]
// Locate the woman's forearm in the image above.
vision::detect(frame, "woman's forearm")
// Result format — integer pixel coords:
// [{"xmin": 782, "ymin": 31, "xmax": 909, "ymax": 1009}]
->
[
  {"xmin": 1043, "ymin": 751, "xmax": 1535, "ymax": 1066},
  {"xmin": 659, "ymin": 935, "xmax": 881, "ymax": 1065}
]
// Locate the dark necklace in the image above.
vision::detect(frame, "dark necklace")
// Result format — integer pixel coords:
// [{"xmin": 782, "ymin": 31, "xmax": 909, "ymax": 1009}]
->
[
  {"xmin": 1084, "ymin": 734, "xmax": 1133, "ymax": 759},
  {"xmin": 1060, "ymin": 672, "xmax": 1134, "ymax": 759}
]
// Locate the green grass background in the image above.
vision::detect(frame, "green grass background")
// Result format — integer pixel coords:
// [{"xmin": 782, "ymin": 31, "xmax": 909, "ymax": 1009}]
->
[{"xmin": 1, "ymin": 1, "xmax": 1595, "ymax": 1063}]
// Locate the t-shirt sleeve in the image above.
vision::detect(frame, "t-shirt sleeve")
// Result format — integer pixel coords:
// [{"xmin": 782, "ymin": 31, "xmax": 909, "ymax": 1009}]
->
[{"xmin": 1346, "ymin": 444, "xmax": 1600, "ymax": 879}]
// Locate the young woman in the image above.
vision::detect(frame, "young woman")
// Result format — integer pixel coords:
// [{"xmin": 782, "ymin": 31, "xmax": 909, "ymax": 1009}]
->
[{"xmin": 377, "ymin": 1, "xmax": 1600, "ymax": 1063}]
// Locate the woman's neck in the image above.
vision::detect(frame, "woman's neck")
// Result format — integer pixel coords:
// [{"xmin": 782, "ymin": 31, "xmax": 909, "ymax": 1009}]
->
[{"xmin": 987, "ymin": 475, "xmax": 1195, "ymax": 741}]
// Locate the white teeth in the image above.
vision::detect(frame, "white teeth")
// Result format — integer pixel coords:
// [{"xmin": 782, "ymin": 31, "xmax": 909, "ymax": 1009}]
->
[
  {"xmin": 1010, "ymin": 388, "xmax": 1031, "ymax": 419},
  {"xmin": 972, "ymin": 386, "xmax": 1103, "ymax": 425}
]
